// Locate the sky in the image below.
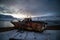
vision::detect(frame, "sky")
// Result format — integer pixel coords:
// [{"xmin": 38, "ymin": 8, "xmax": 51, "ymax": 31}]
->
[
  {"xmin": 0, "ymin": 0, "xmax": 60, "ymax": 18},
  {"xmin": 0, "ymin": 0, "xmax": 60, "ymax": 26}
]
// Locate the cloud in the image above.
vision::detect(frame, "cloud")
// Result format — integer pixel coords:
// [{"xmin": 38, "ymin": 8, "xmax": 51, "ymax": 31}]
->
[
  {"xmin": 0, "ymin": 0, "xmax": 60, "ymax": 16},
  {"xmin": 0, "ymin": 7, "xmax": 11, "ymax": 13},
  {"xmin": 0, "ymin": 0, "xmax": 60, "ymax": 26},
  {"xmin": 0, "ymin": 5, "xmax": 17, "ymax": 14}
]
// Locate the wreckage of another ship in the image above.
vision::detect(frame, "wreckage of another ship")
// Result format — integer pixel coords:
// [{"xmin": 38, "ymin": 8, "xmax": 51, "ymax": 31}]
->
[{"xmin": 11, "ymin": 18, "xmax": 47, "ymax": 32}]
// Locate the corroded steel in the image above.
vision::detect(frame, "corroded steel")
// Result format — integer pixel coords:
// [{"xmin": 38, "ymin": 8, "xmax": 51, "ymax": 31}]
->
[{"xmin": 11, "ymin": 18, "xmax": 47, "ymax": 32}]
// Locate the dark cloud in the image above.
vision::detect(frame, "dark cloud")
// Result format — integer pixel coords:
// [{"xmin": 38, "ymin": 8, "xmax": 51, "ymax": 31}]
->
[
  {"xmin": 0, "ymin": 7, "xmax": 6, "ymax": 11},
  {"xmin": 0, "ymin": 0, "xmax": 60, "ymax": 16},
  {"xmin": 0, "ymin": 0, "xmax": 60, "ymax": 26},
  {"xmin": 0, "ymin": 6, "xmax": 14, "ymax": 14}
]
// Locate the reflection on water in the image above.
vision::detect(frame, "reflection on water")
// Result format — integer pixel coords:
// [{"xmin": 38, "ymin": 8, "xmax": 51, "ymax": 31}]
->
[{"xmin": 0, "ymin": 21, "xmax": 14, "ymax": 27}]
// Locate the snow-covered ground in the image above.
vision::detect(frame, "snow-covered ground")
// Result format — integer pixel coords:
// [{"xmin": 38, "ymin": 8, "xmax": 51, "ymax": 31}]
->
[{"xmin": 0, "ymin": 30, "xmax": 60, "ymax": 40}]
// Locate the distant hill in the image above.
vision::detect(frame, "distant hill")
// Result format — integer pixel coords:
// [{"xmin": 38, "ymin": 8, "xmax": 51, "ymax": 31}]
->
[
  {"xmin": 0, "ymin": 14, "xmax": 17, "ymax": 21},
  {"xmin": 32, "ymin": 16, "xmax": 60, "ymax": 21},
  {"xmin": 0, "ymin": 14, "xmax": 13, "ymax": 18},
  {"xmin": 32, "ymin": 16, "xmax": 60, "ymax": 26}
]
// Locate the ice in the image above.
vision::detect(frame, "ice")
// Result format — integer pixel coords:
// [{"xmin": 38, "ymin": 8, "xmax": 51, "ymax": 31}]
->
[{"xmin": 0, "ymin": 30, "xmax": 60, "ymax": 40}]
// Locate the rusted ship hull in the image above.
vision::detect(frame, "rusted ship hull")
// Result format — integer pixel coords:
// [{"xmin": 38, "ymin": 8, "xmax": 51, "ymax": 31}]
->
[
  {"xmin": 11, "ymin": 18, "xmax": 47, "ymax": 32},
  {"xmin": 11, "ymin": 22, "xmax": 47, "ymax": 32}
]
